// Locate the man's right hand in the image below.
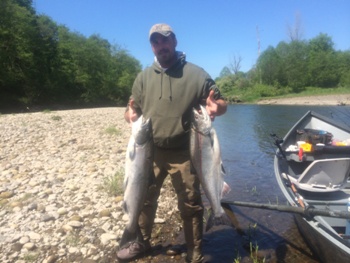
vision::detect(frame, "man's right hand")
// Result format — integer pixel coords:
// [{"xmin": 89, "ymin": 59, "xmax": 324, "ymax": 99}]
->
[{"xmin": 125, "ymin": 99, "xmax": 139, "ymax": 123}]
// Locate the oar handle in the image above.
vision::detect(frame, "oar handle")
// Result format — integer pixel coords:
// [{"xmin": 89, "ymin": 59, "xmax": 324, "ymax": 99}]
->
[
  {"xmin": 291, "ymin": 183, "xmax": 305, "ymax": 208},
  {"xmin": 221, "ymin": 200, "xmax": 350, "ymax": 219}
]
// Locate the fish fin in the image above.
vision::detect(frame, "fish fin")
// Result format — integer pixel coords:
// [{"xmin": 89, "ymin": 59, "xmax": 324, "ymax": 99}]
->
[
  {"xmin": 123, "ymin": 175, "xmax": 129, "ymax": 191},
  {"xmin": 209, "ymin": 128, "xmax": 216, "ymax": 148},
  {"xmin": 130, "ymin": 143, "xmax": 136, "ymax": 159},
  {"xmin": 205, "ymin": 209, "xmax": 233, "ymax": 232},
  {"xmin": 122, "ymin": 201, "xmax": 128, "ymax": 214},
  {"xmin": 221, "ymin": 181, "xmax": 231, "ymax": 196},
  {"xmin": 119, "ymin": 225, "xmax": 144, "ymax": 248},
  {"xmin": 127, "ymin": 141, "xmax": 136, "ymax": 160},
  {"xmin": 221, "ymin": 162, "xmax": 226, "ymax": 175}
]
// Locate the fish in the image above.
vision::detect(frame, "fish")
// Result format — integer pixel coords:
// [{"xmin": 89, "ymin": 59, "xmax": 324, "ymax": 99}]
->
[
  {"xmin": 119, "ymin": 116, "xmax": 154, "ymax": 248},
  {"xmin": 190, "ymin": 104, "xmax": 232, "ymax": 231}
]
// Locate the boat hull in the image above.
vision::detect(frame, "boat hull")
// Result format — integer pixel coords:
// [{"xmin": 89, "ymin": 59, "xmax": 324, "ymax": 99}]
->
[
  {"xmin": 274, "ymin": 111, "xmax": 350, "ymax": 263},
  {"xmin": 295, "ymin": 215, "xmax": 350, "ymax": 263}
]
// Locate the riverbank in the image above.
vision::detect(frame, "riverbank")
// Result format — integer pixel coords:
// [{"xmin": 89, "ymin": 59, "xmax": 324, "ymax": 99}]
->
[
  {"xmin": 257, "ymin": 94, "xmax": 350, "ymax": 106},
  {"xmin": 0, "ymin": 108, "xmax": 185, "ymax": 263},
  {"xmin": 0, "ymin": 98, "xmax": 341, "ymax": 262}
]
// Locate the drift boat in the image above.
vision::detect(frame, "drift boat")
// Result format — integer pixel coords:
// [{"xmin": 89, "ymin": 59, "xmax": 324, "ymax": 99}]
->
[{"xmin": 274, "ymin": 110, "xmax": 350, "ymax": 262}]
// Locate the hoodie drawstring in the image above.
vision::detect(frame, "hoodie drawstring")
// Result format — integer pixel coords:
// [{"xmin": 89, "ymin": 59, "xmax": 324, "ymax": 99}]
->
[
  {"xmin": 156, "ymin": 51, "xmax": 185, "ymax": 101},
  {"xmin": 159, "ymin": 72, "xmax": 163, "ymax": 100},
  {"xmin": 169, "ymin": 76, "xmax": 172, "ymax": 101},
  {"xmin": 159, "ymin": 71, "xmax": 172, "ymax": 101}
]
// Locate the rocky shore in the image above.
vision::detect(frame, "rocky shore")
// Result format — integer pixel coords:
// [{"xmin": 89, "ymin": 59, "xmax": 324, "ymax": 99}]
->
[
  {"xmin": 1, "ymin": 95, "xmax": 345, "ymax": 262},
  {"xmin": 0, "ymin": 108, "xmax": 183, "ymax": 263},
  {"xmin": 257, "ymin": 94, "xmax": 350, "ymax": 106}
]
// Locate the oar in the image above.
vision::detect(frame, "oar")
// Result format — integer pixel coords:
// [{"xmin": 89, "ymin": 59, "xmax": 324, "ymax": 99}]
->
[{"xmin": 221, "ymin": 200, "xmax": 350, "ymax": 219}]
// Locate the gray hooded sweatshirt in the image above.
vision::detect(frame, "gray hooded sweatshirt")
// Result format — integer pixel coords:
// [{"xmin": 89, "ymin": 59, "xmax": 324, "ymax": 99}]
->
[{"xmin": 131, "ymin": 52, "xmax": 223, "ymax": 149}]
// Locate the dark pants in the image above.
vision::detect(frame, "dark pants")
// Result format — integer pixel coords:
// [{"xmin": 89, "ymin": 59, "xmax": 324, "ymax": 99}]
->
[{"xmin": 138, "ymin": 147, "xmax": 204, "ymax": 263}]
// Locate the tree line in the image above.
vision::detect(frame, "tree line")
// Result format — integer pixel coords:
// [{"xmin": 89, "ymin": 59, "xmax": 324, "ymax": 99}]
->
[
  {"xmin": 217, "ymin": 33, "xmax": 350, "ymax": 101},
  {"xmin": 1, "ymin": 1, "xmax": 349, "ymax": 111},
  {"xmin": 0, "ymin": 0, "xmax": 141, "ymax": 111}
]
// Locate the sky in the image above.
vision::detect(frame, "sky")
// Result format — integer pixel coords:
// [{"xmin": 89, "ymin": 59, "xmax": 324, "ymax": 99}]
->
[{"xmin": 34, "ymin": 0, "xmax": 350, "ymax": 79}]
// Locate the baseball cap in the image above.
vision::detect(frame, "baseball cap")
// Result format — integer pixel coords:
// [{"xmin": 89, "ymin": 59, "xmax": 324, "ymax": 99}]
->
[{"xmin": 149, "ymin": 23, "xmax": 174, "ymax": 40}]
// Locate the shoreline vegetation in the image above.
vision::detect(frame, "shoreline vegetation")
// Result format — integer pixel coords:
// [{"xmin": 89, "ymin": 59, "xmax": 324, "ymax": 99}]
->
[{"xmin": 1, "ymin": 93, "xmax": 350, "ymax": 116}]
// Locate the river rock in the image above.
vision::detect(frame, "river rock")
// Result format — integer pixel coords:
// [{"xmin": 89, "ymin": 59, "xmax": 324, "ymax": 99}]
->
[{"xmin": 0, "ymin": 108, "xmax": 180, "ymax": 263}]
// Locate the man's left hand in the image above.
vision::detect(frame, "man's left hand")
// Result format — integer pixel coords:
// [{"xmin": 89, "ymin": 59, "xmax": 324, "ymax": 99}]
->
[{"xmin": 206, "ymin": 90, "xmax": 218, "ymax": 121}]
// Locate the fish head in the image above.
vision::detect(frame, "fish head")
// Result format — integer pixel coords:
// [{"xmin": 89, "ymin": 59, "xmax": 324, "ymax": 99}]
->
[
  {"xmin": 132, "ymin": 116, "xmax": 152, "ymax": 145},
  {"xmin": 191, "ymin": 104, "xmax": 212, "ymax": 134}
]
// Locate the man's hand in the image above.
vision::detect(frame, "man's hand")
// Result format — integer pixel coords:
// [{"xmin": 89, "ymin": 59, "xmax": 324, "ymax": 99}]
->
[
  {"xmin": 125, "ymin": 99, "xmax": 139, "ymax": 123},
  {"xmin": 205, "ymin": 90, "xmax": 227, "ymax": 121},
  {"xmin": 206, "ymin": 90, "xmax": 219, "ymax": 121}
]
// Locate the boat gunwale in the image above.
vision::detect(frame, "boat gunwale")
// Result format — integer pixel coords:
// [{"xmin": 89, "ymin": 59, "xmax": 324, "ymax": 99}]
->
[{"xmin": 274, "ymin": 110, "xmax": 350, "ymax": 261}]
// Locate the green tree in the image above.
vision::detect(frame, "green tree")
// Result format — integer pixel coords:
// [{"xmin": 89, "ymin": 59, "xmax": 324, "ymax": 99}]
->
[
  {"xmin": 257, "ymin": 46, "xmax": 281, "ymax": 86},
  {"xmin": 0, "ymin": 0, "xmax": 38, "ymax": 105},
  {"xmin": 109, "ymin": 48, "xmax": 141, "ymax": 104},
  {"xmin": 338, "ymin": 50, "xmax": 350, "ymax": 87},
  {"xmin": 308, "ymin": 33, "xmax": 339, "ymax": 87},
  {"xmin": 219, "ymin": 66, "xmax": 232, "ymax": 78},
  {"xmin": 283, "ymin": 40, "xmax": 308, "ymax": 91},
  {"xmin": 31, "ymin": 15, "xmax": 60, "ymax": 102}
]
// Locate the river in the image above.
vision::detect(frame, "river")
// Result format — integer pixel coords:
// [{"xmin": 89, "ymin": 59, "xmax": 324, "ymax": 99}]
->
[{"xmin": 206, "ymin": 104, "xmax": 350, "ymax": 262}]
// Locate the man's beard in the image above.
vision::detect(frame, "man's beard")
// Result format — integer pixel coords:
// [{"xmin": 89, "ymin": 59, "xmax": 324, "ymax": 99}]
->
[{"xmin": 156, "ymin": 49, "xmax": 172, "ymax": 66}]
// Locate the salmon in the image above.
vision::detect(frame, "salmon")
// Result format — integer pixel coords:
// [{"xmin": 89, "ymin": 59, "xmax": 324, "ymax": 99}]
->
[
  {"xmin": 190, "ymin": 105, "xmax": 232, "ymax": 231},
  {"xmin": 119, "ymin": 116, "xmax": 154, "ymax": 247}
]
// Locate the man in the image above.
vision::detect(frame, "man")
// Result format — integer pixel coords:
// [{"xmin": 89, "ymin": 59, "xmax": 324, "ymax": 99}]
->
[{"xmin": 117, "ymin": 23, "xmax": 227, "ymax": 263}]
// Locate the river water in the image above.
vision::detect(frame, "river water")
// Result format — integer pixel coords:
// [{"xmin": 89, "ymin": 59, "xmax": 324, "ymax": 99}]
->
[{"xmin": 207, "ymin": 104, "xmax": 350, "ymax": 262}]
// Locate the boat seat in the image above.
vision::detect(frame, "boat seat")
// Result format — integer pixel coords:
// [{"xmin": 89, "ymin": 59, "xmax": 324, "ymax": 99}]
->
[{"xmin": 286, "ymin": 158, "xmax": 350, "ymax": 192}]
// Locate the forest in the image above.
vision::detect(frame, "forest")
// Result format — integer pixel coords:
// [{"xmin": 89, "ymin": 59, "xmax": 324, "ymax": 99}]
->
[
  {"xmin": 1, "ymin": 0, "xmax": 350, "ymax": 111},
  {"xmin": 217, "ymin": 30, "xmax": 350, "ymax": 102},
  {"xmin": 1, "ymin": 0, "xmax": 141, "ymax": 111}
]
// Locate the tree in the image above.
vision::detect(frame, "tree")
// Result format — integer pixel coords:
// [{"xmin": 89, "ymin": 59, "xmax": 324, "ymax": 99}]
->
[
  {"xmin": 282, "ymin": 40, "xmax": 308, "ymax": 91},
  {"xmin": 308, "ymin": 33, "xmax": 339, "ymax": 87},
  {"xmin": 229, "ymin": 54, "xmax": 242, "ymax": 74},
  {"xmin": 255, "ymin": 40, "xmax": 308, "ymax": 91},
  {"xmin": 257, "ymin": 46, "xmax": 281, "ymax": 86},
  {"xmin": 338, "ymin": 50, "xmax": 350, "ymax": 87},
  {"xmin": 219, "ymin": 66, "xmax": 231, "ymax": 78},
  {"xmin": 0, "ymin": 0, "xmax": 38, "ymax": 105},
  {"xmin": 287, "ymin": 12, "xmax": 304, "ymax": 42},
  {"xmin": 0, "ymin": 1, "xmax": 142, "ymax": 109}
]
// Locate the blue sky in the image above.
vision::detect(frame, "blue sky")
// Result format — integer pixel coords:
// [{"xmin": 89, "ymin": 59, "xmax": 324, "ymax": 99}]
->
[{"xmin": 34, "ymin": 0, "xmax": 350, "ymax": 79}]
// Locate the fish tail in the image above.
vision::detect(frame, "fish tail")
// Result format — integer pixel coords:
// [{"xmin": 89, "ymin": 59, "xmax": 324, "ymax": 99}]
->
[{"xmin": 205, "ymin": 210, "xmax": 233, "ymax": 231}]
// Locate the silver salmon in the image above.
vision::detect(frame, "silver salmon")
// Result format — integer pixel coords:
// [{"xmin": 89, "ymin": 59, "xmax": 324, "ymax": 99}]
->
[
  {"xmin": 119, "ymin": 116, "xmax": 154, "ymax": 247},
  {"xmin": 190, "ymin": 105, "xmax": 231, "ymax": 231}
]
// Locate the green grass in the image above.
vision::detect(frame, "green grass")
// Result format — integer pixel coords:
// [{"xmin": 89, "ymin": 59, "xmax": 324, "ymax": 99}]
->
[
  {"xmin": 51, "ymin": 115, "xmax": 62, "ymax": 121},
  {"xmin": 23, "ymin": 252, "xmax": 39, "ymax": 262},
  {"xmin": 105, "ymin": 126, "xmax": 121, "ymax": 136},
  {"xmin": 65, "ymin": 233, "xmax": 80, "ymax": 246},
  {"xmin": 100, "ymin": 170, "xmax": 124, "ymax": 196},
  {"xmin": 292, "ymin": 86, "xmax": 350, "ymax": 96},
  {"xmin": 250, "ymin": 186, "xmax": 259, "ymax": 196},
  {"xmin": 41, "ymin": 108, "xmax": 62, "ymax": 121},
  {"xmin": 233, "ymin": 225, "xmax": 266, "ymax": 263},
  {"xmin": 250, "ymin": 242, "xmax": 266, "ymax": 263}
]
